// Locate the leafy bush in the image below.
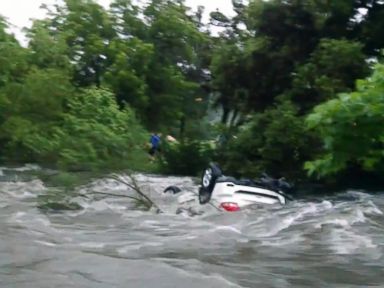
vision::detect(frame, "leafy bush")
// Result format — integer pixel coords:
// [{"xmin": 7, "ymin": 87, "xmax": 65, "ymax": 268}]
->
[
  {"xmin": 0, "ymin": 68, "xmax": 73, "ymax": 163},
  {"xmin": 55, "ymin": 88, "xmax": 149, "ymax": 171},
  {"xmin": 1, "ymin": 80, "xmax": 149, "ymax": 171},
  {"xmin": 305, "ymin": 63, "xmax": 384, "ymax": 178},
  {"xmin": 290, "ymin": 39, "xmax": 369, "ymax": 112},
  {"xmin": 160, "ymin": 140, "xmax": 215, "ymax": 176},
  {"xmin": 220, "ymin": 100, "xmax": 318, "ymax": 180}
]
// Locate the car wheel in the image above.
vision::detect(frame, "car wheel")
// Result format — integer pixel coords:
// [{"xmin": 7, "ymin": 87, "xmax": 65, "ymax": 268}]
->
[
  {"xmin": 201, "ymin": 163, "xmax": 222, "ymax": 193},
  {"xmin": 163, "ymin": 186, "xmax": 182, "ymax": 194}
]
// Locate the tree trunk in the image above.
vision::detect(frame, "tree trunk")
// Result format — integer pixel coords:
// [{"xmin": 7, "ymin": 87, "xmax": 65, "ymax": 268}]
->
[
  {"xmin": 179, "ymin": 116, "xmax": 186, "ymax": 140},
  {"xmin": 230, "ymin": 109, "xmax": 239, "ymax": 127},
  {"xmin": 221, "ymin": 106, "xmax": 230, "ymax": 125}
]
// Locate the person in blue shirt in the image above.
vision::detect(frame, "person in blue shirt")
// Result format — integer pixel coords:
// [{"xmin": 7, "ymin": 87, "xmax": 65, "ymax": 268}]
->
[{"xmin": 149, "ymin": 132, "xmax": 162, "ymax": 159}]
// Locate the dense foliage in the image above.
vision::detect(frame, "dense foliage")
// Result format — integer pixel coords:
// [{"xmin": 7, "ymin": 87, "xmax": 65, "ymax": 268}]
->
[
  {"xmin": 1, "ymin": 0, "xmax": 384, "ymax": 186},
  {"xmin": 306, "ymin": 63, "xmax": 384, "ymax": 178},
  {"xmin": 219, "ymin": 100, "xmax": 317, "ymax": 180},
  {"xmin": 160, "ymin": 140, "xmax": 215, "ymax": 176}
]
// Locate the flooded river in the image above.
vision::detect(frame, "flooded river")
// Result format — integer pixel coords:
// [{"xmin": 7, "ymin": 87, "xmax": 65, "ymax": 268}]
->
[{"xmin": 1, "ymin": 166, "xmax": 384, "ymax": 287}]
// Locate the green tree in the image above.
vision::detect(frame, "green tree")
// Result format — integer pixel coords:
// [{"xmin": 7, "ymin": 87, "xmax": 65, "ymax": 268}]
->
[
  {"xmin": 0, "ymin": 69, "xmax": 74, "ymax": 162},
  {"xmin": 110, "ymin": 0, "xmax": 147, "ymax": 39},
  {"xmin": 0, "ymin": 19, "xmax": 30, "ymax": 160},
  {"xmin": 244, "ymin": 0, "xmax": 319, "ymax": 110},
  {"xmin": 359, "ymin": 1, "xmax": 384, "ymax": 55},
  {"xmin": 221, "ymin": 100, "xmax": 315, "ymax": 180},
  {"xmin": 109, "ymin": 0, "xmax": 210, "ymax": 134},
  {"xmin": 55, "ymin": 88, "xmax": 149, "ymax": 170},
  {"xmin": 104, "ymin": 37, "xmax": 154, "ymax": 115},
  {"xmin": 1, "ymin": 74, "xmax": 148, "ymax": 170},
  {"xmin": 0, "ymin": 17, "xmax": 29, "ymax": 88},
  {"xmin": 142, "ymin": 0, "xmax": 209, "ymax": 133},
  {"xmin": 26, "ymin": 19, "xmax": 72, "ymax": 71},
  {"xmin": 210, "ymin": 42, "xmax": 248, "ymax": 124},
  {"xmin": 289, "ymin": 38, "xmax": 370, "ymax": 112},
  {"xmin": 209, "ymin": 0, "xmax": 320, "ymax": 121},
  {"xmin": 305, "ymin": 63, "xmax": 384, "ymax": 177},
  {"xmin": 45, "ymin": 0, "xmax": 115, "ymax": 87}
]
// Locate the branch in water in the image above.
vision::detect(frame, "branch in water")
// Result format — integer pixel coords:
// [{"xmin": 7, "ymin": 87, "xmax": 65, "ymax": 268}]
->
[{"xmin": 108, "ymin": 174, "xmax": 162, "ymax": 212}]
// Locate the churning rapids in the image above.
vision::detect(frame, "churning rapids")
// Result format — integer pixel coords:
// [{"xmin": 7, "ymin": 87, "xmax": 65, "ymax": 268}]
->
[{"xmin": 1, "ymin": 166, "xmax": 384, "ymax": 288}]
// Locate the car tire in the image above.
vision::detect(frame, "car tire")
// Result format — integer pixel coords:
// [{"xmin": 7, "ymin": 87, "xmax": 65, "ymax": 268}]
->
[
  {"xmin": 163, "ymin": 186, "xmax": 182, "ymax": 194},
  {"xmin": 201, "ymin": 163, "xmax": 222, "ymax": 193}
]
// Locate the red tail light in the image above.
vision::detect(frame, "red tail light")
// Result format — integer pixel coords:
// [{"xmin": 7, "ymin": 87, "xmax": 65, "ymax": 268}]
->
[{"xmin": 220, "ymin": 202, "xmax": 240, "ymax": 212}]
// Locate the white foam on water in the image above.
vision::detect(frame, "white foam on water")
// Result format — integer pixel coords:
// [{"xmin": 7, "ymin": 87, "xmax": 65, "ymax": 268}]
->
[
  {"xmin": 1, "ymin": 179, "xmax": 46, "ymax": 199},
  {"xmin": 177, "ymin": 192, "xmax": 196, "ymax": 204},
  {"xmin": 314, "ymin": 206, "xmax": 367, "ymax": 229},
  {"xmin": 117, "ymin": 241, "xmax": 164, "ymax": 255},
  {"xmin": 10, "ymin": 211, "xmax": 27, "ymax": 223},
  {"xmin": 213, "ymin": 225, "xmax": 242, "ymax": 234},
  {"xmin": 154, "ymin": 259, "xmax": 244, "ymax": 288},
  {"xmin": 328, "ymin": 228, "xmax": 377, "ymax": 255},
  {"xmin": 8, "ymin": 211, "xmax": 52, "ymax": 230},
  {"xmin": 117, "ymin": 244, "xmax": 140, "ymax": 254},
  {"xmin": 11, "ymin": 191, "xmax": 37, "ymax": 199},
  {"xmin": 79, "ymin": 199, "xmax": 129, "ymax": 213},
  {"xmin": 314, "ymin": 218, "xmax": 351, "ymax": 229},
  {"xmin": 319, "ymin": 200, "xmax": 334, "ymax": 209},
  {"xmin": 260, "ymin": 233, "xmax": 305, "ymax": 247},
  {"xmin": 79, "ymin": 242, "xmax": 106, "ymax": 249},
  {"xmin": 81, "ymin": 179, "xmax": 128, "ymax": 193},
  {"xmin": 34, "ymin": 240, "xmax": 57, "ymax": 247},
  {"xmin": 248, "ymin": 201, "xmax": 332, "ymax": 238},
  {"xmin": 363, "ymin": 200, "xmax": 383, "ymax": 215},
  {"xmin": 201, "ymin": 273, "xmax": 243, "ymax": 288},
  {"xmin": 5, "ymin": 164, "xmax": 42, "ymax": 172}
]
